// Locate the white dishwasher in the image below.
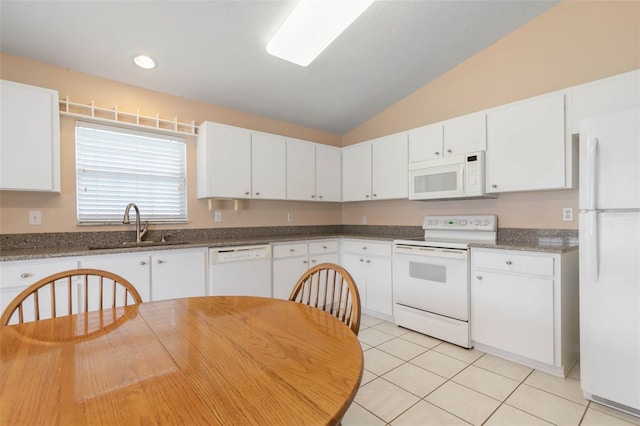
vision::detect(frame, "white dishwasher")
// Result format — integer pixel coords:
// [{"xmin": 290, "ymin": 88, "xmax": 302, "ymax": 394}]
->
[{"xmin": 209, "ymin": 245, "xmax": 272, "ymax": 297}]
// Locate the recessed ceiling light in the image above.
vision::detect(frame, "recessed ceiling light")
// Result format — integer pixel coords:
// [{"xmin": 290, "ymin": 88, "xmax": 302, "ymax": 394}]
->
[
  {"xmin": 267, "ymin": 0, "xmax": 374, "ymax": 67},
  {"xmin": 134, "ymin": 55, "xmax": 156, "ymax": 69}
]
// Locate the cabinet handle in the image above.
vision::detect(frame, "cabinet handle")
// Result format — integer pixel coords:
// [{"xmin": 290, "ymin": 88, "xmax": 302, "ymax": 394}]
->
[
  {"xmin": 318, "ymin": 195, "xmax": 323, "ymax": 199},
  {"xmin": 365, "ymin": 194, "xmax": 370, "ymax": 198},
  {"xmin": 303, "ymin": 260, "xmax": 308, "ymax": 264},
  {"xmin": 362, "ymin": 246, "xmax": 367, "ymax": 250},
  {"xmin": 359, "ymin": 259, "xmax": 364, "ymax": 262},
  {"xmin": 20, "ymin": 273, "xmax": 30, "ymax": 278},
  {"xmin": 290, "ymin": 248, "xmax": 295, "ymax": 252},
  {"xmin": 435, "ymin": 151, "xmax": 440, "ymax": 156},
  {"xmin": 157, "ymin": 260, "xmax": 165, "ymax": 264},
  {"xmin": 311, "ymin": 195, "xmax": 315, "ymax": 198},
  {"xmin": 245, "ymin": 191, "xmax": 250, "ymax": 195},
  {"xmin": 322, "ymin": 245, "xmax": 327, "ymax": 249},
  {"xmin": 491, "ymin": 184, "xmax": 497, "ymax": 189},
  {"xmin": 447, "ymin": 149, "xmax": 452, "ymax": 153},
  {"xmin": 372, "ymin": 193, "xmax": 377, "ymax": 197},
  {"xmin": 366, "ymin": 260, "xmax": 371, "ymax": 264},
  {"xmin": 311, "ymin": 259, "xmax": 316, "ymax": 263},
  {"xmin": 140, "ymin": 261, "xmax": 147, "ymax": 266},
  {"xmin": 476, "ymin": 275, "xmax": 483, "ymax": 280},
  {"xmin": 505, "ymin": 260, "xmax": 512, "ymax": 265},
  {"xmin": 255, "ymin": 192, "xmax": 260, "ymax": 196}
]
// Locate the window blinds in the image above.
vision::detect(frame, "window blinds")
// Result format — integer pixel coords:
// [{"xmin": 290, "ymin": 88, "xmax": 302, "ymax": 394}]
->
[{"xmin": 76, "ymin": 121, "xmax": 187, "ymax": 223}]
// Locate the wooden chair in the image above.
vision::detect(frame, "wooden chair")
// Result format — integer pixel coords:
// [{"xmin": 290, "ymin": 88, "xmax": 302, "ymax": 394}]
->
[
  {"xmin": 1, "ymin": 268, "xmax": 142, "ymax": 326},
  {"xmin": 289, "ymin": 263, "xmax": 361, "ymax": 335}
]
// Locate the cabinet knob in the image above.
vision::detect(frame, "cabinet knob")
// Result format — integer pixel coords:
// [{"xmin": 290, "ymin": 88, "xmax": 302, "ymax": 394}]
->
[
  {"xmin": 365, "ymin": 194, "xmax": 370, "ymax": 198},
  {"xmin": 318, "ymin": 195, "xmax": 323, "ymax": 199},
  {"xmin": 366, "ymin": 260, "xmax": 371, "ymax": 264},
  {"xmin": 290, "ymin": 248, "xmax": 295, "ymax": 252},
  {"xmin": 372, "ymin": 193, "xmax": 377, "ymax": 197},
  {"xmin": 359, "ymin": 259, "xmax": 364, "ymax": 262},
  {"xmin": 491, "ymin": 184, "xmax": 497, "ymax": 188},
  {"xmin": 505, "ymin": 260, "xmax": 512, "ymax": 265},
  {"xmin": 20, "ymin": 273, "xmax": 30, "ymax": 278},
  {"xmin": 140, "ymin": 261, "xmax": 147, "ymax": 266},
  {"xmin": 447, "ymin": 149, "xmax": 452, "ymax": 153},
  {"xmin": 303, "ymin": 260, "xmax": 308, "ymax": 264},
  {"xmin": 157, "ymin": 260, "xmax": 165, "ymax": 264},
  {"xmin": 476, "ymin": 275, "xmax": 483, "ymax": 280},
  {"xmin": 362, "ymin": 246, "xmax": 367, "ymax": 250},
  {"xmin": 322, "ymin": 245, "xmax": 327, "ymax": 249},
  {"xmin": 435, "ymin": 151, "xmax": 440, "ymax": 156},
  {"xmin": 245, "ymin": 191, "xmax": 250, "ymax": 195},
  {"xmin": 311, "ymin": 259, "xmax": 316, "ymax": 263},
  {"xmin": 311, "ymin": 195, "xmax": 315, "ymax": 198},
  {"xmin": 255, "ymin": 192, "xmax": 260, "ymax": 196}
]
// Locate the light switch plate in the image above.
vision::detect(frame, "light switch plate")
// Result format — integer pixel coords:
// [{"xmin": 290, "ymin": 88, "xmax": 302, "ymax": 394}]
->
[{"xmin": 29, "ymin": 210, "xmax": 42, "ymax": 225}]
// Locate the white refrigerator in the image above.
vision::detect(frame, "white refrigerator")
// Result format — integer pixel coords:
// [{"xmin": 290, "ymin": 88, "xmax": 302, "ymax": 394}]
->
[{"xmin": 579, "ymin": 107, "xmax": 640, "ymax": 416}]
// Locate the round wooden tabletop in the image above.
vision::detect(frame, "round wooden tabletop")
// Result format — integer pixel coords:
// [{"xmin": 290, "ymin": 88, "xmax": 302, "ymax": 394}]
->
[{"xmin": 0, "ymin": 296, "xmax": 363, "ymax": 425}]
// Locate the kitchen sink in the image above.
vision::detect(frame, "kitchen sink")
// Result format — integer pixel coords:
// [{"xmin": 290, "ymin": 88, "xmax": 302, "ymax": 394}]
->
[{"xmin": 88, "ymin": 240, "xmax": 191, "ymax": 250}]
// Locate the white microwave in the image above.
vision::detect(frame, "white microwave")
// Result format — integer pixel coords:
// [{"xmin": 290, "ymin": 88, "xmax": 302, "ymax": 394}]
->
[{"xmin": 409, "ymin": 151, "xmax": 495, "ymax": 200}]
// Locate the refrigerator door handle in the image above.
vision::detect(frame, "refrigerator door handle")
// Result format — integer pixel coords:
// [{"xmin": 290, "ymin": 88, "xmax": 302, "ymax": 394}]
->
[
  {"xmin": 585, "ymin": 210, "xmax": 599, "ymax": 281},
  {"xmin": 585, "ymin": 137, "xmax": 599, "ymax": 210}
]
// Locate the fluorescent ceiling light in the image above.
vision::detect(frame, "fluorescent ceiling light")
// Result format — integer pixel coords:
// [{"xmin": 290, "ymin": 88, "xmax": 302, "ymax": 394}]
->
[
  {"xmin": 267, "ymin": 0, "xmax": 374, "ymax": 67},
  {"xmin": 134, "ymin": 55, "xmax": 156, "ymax": 69}
]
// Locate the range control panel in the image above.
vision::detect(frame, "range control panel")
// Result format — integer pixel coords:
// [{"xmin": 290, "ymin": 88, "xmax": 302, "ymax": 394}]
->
[{"xmin": 422, "ymin": 215, "xmax": 497, "ymax": 231}]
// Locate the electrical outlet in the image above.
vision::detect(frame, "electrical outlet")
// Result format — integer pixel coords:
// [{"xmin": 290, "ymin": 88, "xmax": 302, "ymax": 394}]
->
[
  {"xmin": 361, "ymin": 215, "xmax": 367, "ymax": 224},
  {"xmin": 562, "ymin": 207, "xmax": 573, "ymax": 221},
  {"xmin": 29, "ymin": 210, "xmax": 42, "ymax": 225},
  {"xmin": 287, "ymin": 212, "xmax": 293, "ymax": 223},
  {"xmin": 214, "ymin": 211, "xmax": 222, "ymax": 222}
]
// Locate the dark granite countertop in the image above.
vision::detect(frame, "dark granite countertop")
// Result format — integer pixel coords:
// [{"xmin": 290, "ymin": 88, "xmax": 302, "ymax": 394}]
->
[{"xmin": 0, "ymin": 226, "xmax": 578, "ymax": 261}]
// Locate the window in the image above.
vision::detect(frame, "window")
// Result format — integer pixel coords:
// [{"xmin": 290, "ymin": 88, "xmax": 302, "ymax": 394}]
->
[{"xmin": 75, "ymin": 122, "xmax": 187, "ymax": 224}]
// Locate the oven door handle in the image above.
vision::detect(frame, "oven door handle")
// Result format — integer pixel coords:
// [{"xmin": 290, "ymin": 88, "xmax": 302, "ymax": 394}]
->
[{"xmin": 394, "ymin": 245, "xmax": 467, "ymax": 259}]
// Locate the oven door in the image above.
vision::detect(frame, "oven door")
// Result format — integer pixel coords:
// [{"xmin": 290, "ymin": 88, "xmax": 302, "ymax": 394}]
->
[{"xmin": 393, "ymin": 245, "xmax": 469, "ymax": 321}]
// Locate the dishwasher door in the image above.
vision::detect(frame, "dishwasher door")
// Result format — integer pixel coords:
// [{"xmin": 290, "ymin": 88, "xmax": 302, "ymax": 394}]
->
[{"xmin": 209, "ymin": 245, "xmax": 272, "ymax": 297}]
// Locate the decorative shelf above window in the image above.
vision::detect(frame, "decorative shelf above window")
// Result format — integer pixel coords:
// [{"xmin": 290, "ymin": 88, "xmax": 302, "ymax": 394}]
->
[{"xmin": 59, "ymin": 96, "xmax": 198, "ymax": 136}]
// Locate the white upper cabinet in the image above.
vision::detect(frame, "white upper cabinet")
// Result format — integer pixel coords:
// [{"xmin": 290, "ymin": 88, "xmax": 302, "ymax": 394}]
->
[
  {"xmin": 252, "ymin": 132, "xmax": 286, "ymax": 199},
  {"xmin": 371, "ymin": 133, "xmax": 408, "ymax": 200},
  {"xmin": 486, "ymin": 91, "xmax": 574, "ymax": 193},
  {"xmin": 286, "ymin": 138, "xmax": 316, "ymax": 201},
  {"xmin": 0, "ymin": 80, "xmax": 60, "ymax": 192},
  {"xmin": 286, "ymin": 139, "xmax": 341, "ymax": 202},
  {"xmin": 342, "ymin": 142, "xmax": 372, "ymax": 201},
  {"xmin": 571, "ymin": 69, "xmax": 640, "ymax": 133},
  {"xmin": 408, "ymin": 112, "xmax": 486, "ymax": 162},
  {"xmin": 197, "ymin": 122, "xmax": 251, "ymax": 199},
  {"xmin": 197, "ymin": 122, "xmax": 285, "ymax": 199},
  {"xmin": 342, "ymin": 132, "xmax": 408, "ymax": 202},
  {"xmin": 315, "ymin": 144, "xmax": 341, "ymax": 202}
]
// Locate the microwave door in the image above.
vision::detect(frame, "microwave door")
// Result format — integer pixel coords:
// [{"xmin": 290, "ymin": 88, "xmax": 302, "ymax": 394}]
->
[{"xmin": 410, "ymin": 163, "xmax": 465, "ymax": 200}]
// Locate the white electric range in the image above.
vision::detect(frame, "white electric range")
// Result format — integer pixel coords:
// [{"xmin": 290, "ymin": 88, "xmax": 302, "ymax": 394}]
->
[{"xmin": 393, "ymin": 215, "xmax": 497, "ymax": 348}]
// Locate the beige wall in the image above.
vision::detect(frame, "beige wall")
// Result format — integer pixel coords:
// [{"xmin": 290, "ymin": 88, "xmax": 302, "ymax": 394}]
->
[{"xmin": 1, "ymin": 0, "xmax": 639, "ymax": 234}]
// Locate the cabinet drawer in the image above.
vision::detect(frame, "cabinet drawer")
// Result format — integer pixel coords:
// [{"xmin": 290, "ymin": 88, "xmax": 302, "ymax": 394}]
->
[
  {"xmin": 473, "ymin": 250, "xmax": 554, "ymax": 276},
  {"xmin": 342, "ymin": 240, "xmax": 391, "ymax": 257},
  {"xmin": 272, "ymin": 243, "xmax": 309, "ymax": 259},
  {"xmin": 308, "ymin": 240, "xmax": 339, "ymax": 255},
  {"xmin": 1, "ymin": 259, "xmax": 78, "ymax": 290}
]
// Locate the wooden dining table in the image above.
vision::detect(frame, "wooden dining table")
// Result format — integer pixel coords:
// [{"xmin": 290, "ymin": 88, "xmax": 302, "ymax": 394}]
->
[{"xmin": 0, "ymin": 296, "xmax": 363, "ymax": 425}]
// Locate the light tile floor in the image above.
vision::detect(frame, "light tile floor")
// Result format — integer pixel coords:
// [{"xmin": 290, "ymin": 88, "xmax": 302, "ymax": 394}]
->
[{"xmin": 343, "ymin": 314, "xmax": 640, "ymax": 426}]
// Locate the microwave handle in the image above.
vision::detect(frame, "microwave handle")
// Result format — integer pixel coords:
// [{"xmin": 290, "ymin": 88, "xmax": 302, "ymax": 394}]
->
[{"xmin": 458, "ymin": 164, "xmax": 465, "ymax": 193}]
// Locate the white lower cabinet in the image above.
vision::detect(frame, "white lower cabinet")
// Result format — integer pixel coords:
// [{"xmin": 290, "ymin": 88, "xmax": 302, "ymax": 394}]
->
[
  {"xmin": 471, "ymin": 247, "xmax": 579, "ymax": 377},
  {"xmin": 79, "ymin": 253, "xmax": 151, "ymax": 302},
  {"xmin": 150, "ymin": 248, "xmax": 208, "ymax": 301},
  {"xmin": 341, "ymin": 240, "xmax": 393, "ymax": 318},
  {"xmin": 0, "ymin": 258, "xmax": 78, "ymax": 323},
  {"xmin": 272, "ymin": 240, "xmax": 339, "ymax": 300}
]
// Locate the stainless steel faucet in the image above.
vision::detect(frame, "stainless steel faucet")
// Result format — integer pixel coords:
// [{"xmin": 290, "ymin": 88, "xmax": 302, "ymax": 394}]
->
[{"xmin": 123, "ymin": 203, "xmax": 148, "ymax": 242}]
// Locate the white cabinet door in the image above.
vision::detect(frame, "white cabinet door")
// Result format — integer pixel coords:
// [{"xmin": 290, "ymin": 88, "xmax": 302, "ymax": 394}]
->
[
  {"xmin": 151, "ymin": 249, "xmax": 207, "ymax": 301},
  {"xmin": 197, "ymin": 122, "xmax": 252, "ymax": 198},
  {"xmin": 408, "ymin": 123, "xmax": 443, "ymax": 162},
  {"xmin": 341, "ymin": 253, "xmax": 367, "ymax": 305},
  {"xmin": 444, "ymin": 112, "xmax": 486, "ymax": 156},
  {"xmin": 286, "ymin": 139, "xmax": 316, "ymax": 201},
  {"xmin": 364, "ymin": 257, "xmax": 393, "ymax": 316},
  {"xmin": 315, "ymin": 145, "xmax": 341, "ymax": 202},
  {"xmin": 272, "ymin": 256, "xmax": 309, "ymax": 300},
  {"xmin": 571, "ymin": 70, "xmax": 640, "ymax": 133},
  {"xmin": 252, "ymin": 132, "xmax": 286, "ymax": 199},
  {"xmin": 371, "ymin": 133, "xmax": 408, "ymax": 200},
  {"xmin": 342, "ymin": 142, "xmax": 372, "ymax": 201},
  {"xmin": 0, "ymin": 258, "xmax": 78, "ymax": 324},
  {"xmin": 0, "ymin": 80, "xmax": 60, "ymax": 192},
  {"xmin": 79, "ymin": 253, "xmax": 151, "ymax": 302},
  {"xmin": 472, "ymin": 271, "xmax": 554, "ymax": 364},
  {"xmin": 486, "ymin": 92, "xmax": 567, "ymax": 193}
]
